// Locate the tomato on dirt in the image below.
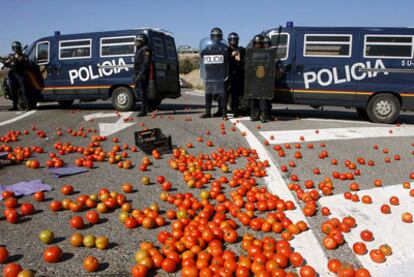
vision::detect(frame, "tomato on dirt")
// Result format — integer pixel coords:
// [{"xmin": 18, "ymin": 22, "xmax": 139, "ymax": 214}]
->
[
  {"xmin": 20, "ymin": 203, "xmax": 34, "ymax": 216},
  {"xmin": 327, "ymin": 258, "xmax": 342, "ymax": 273},
  {"xmin": 0, "ymin": 247, "xmax": 9, "ymax": 264},
  {"xmin": 3, "ymin": 263, "xmax": 22, "ymax": 277},
  {"xmin": 379, "ymin": 244, "xmax": 392, "ymax": 256},
  {"xmin": 33, "ymin": 191, "xmax": 45, "ymax": 202},
  {"xmin": 70, "ymin": 233, "xmax": 84, "ymax": 247},
  {"xmin": 323, "ymin": 235, "xmax": 338, "ymax": 250},
  {"xmin": 83, "ymin": 256, "xmax": 99, "ymax": 272},
  {"xmin": 289, "ymin": 252, "xmax": 303, "ymax": 267},
  {"xmin": 337, "ymin": 263, "xmax": 355, "ymax": 277},
  {"xmin": 70, "ymin": 216, "xmax": 84, "ymax": 229},
  {"xmin": 355, "ymin": 268, "xmax": 371, "ymax": 277},
  {"xmin": 61, "ymin": 185, "xmax": 74, "ymax": 195},
  {"xmin": 85, "ymin": 210, "xmax": 100, "ymax": 225},
  {"xmin": 49, "ymin": 200, "xmax": 62, "ymax": 212},
  {"xmin": 161, "ymin": 258, "xmax": 177, "ymax": 273},
  {"xmin": 43, "ymin": 246, "xmax": 63, "ymax": 263},
  {"xmin": 131, "ymin": 264, "xmax": 149, "ymax": 277}
]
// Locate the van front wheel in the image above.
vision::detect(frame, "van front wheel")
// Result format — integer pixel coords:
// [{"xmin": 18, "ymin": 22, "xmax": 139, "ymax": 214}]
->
[
  {"xmin": 112, "ymin": 87, "xmax": 135, "ymax": 111},
  {"xmin": 366, "ymin": 93, "xmax": 400, "ymax": 124}
]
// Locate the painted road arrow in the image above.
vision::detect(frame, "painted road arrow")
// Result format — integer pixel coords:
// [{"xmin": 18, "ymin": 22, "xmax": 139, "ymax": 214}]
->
[{"xmin": 83, "ymin": 112, "xmax": 135, "ymax": 136}]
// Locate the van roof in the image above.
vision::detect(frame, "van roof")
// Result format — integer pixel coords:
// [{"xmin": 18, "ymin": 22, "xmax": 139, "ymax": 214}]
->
[
  {"xmin": 264, "ymin": 26, "xmax": 414, "ymax": 34},
  {"xmin": 37, "ymin": 28, "xmax": 173, "ymax": 42}
]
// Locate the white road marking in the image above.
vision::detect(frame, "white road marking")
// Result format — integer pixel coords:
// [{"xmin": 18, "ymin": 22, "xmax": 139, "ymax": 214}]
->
[
  {"xmin": 184, "ymin": 90, "xmax": 205, "ymax": 97},
  {"xmin": 83, "ymin": 112, "xmax": 131, "ymax": 121},
  {"xmin": 0, "ymin": 110, "xmax": 37, "ymax": 127},
  {"xmin": 319, "ymin": 184, "xmax": 414, "ymax": 277},
  {"xmin": 260, "ymin": 125, "xmax": 414, "ymax": 144},
  {"xmin": 98, "ymin": 112, "xmax": 134, "ymax": 137},
  {"xmin": 301, "ymin": 117, "xmax": 389, "ymax": 126},
  {"xmin": 230, "ymin": 119, "xmax": 329, "ymax": 275}
]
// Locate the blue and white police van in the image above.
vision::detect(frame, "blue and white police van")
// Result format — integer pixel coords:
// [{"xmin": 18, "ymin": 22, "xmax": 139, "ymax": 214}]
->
[
  {"xmin": 24, "ymin": 28, "xmax": 180, "ymax": 110},
  {"xmin": 260, "ymin": 25, "xmax": 414, "ymax": 123}
]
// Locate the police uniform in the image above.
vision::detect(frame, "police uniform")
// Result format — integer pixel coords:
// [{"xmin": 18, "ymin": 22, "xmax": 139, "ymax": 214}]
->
[
  {"xmin": 200, "ymin": 28, "xmax": 228, "ymax": 119},
  {"xmin": 5, "ymin": 47, "xmax": 30, "ymax": 110},
  {"xmin": 134, "ymin": 40, "xmax": 152, "ymax": 116},
  {"xmin": 227, "ymin": 33, "xmax": 244, "ymax": 118}
]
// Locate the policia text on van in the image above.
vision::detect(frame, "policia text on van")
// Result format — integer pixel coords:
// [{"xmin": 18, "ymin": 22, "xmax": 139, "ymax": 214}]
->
[
  {"xmin": 17, "ymin": 28, "xmax": 180, "ymax": 111},
  {"xmin": 249, "ymin": 26, "xmax": 414, "ymax": 124}
]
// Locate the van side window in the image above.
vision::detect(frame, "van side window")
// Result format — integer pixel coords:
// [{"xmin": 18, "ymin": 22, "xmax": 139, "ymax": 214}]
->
[
  {"xmin": 36, "ymin": 41, "xmax": 50, "ymax": 65},
  {"xmin": 269, "ymin": 33, "xmax": 289, "ymax": 60},
  {"xmin": 304, "ymin": 35, "xmax": 352, "ymax": 57},
  {"xmin": 364, "ymin": 35, "xmax": 413, "ymax": 59},
  {"xmin": 100, "ymin": 36, "xmax": 135, "ymax": 57},
  {"xmin": 153, "ymin": 37, "xmax": 165, "ymax": 58},
  {"xmin": 166, "ymin": 40, "xmax": 176, "ymax": 60},
  {"xmin": 59, "ymin": 39, "xmax": 92, "ymax": 60}
]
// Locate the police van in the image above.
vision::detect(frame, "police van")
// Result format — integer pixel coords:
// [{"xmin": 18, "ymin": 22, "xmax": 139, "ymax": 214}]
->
[
  {"xmin": 259, "ymin": 25, "xmax": 414, "ymax": 123},
  {"xmin": 23, "ymin": 28, "xmax": 180, "ymax": 110}
]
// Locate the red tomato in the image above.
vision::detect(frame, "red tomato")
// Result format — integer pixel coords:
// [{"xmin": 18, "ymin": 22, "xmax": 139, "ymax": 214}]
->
[
  {"xmin": 43, "ymin": 246, "xmax": 63, "ymax": 263},
  {"xmin": 70, "ymin": 216, "xmax": 84, "ymax": 229},
  {"xmin": 353, "ymin": 242, "xmax": 367, "ymax": 255},
  {"xmin": 61, "ymin": 185, "xmax": 74, "ymax": 195},
  {"xmin": 157, "ymin": 176, "xmax": 166, "ymax": 184},
  {"xmin": 49, "ymin": 200, "xmax": 62, "ymax": 212},
  {"xmin": 370, "ymin": 249, "xmax": 386, "ymax": 263},
  {"xmin": 33, "ymin": 191, "xmax": 45, "ymax": 202},
  {"xmin": 327, "ymin": 258, "xmax": 342, "ymax": 273},
  {"xmin": 83, "ymin": 256, "xmax": 99, "ymax": 272},
  {"xmin": 0, "ymin": 247, "xmax": 9, "ymax": 264},
  {"xmin": 161, "ymin": 258, "xmax": 177, "ymax": 273},
  {"xmin": 125, "ymin": 217, "xmax": 138, "ymax": 229},
  {"xmin": 360, "ymin": 230, "xmax": 373, "ymax": 242},
  {"xmin": 20, "ymin": 203, "xmax": 35, "ymax": 216},
  {"xmin": 85, "ymin": 210, "xmax": 100, "ymax": 225},
  {"xmin": 3, "ymin": 262, "xmax": 22, "ymax": 277},
  {"xmin": 300, "ymin": 265, "xmax": 316, "ymax": 277}
]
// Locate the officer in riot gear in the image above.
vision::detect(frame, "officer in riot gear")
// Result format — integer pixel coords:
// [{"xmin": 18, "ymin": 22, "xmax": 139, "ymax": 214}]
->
[
  {"xmin": 244, "ymin": 34, "xmax": 275, "ymax": 123},
  {"xmin": 5, "ymin": 41, "xmax": 30, "ymax": 110},
  {"xmin": 199, "ymin": 27, "xmax": 229, "ymax": 119},
  {"xmin": 134, "ymin": 34, "xmax": 152, "ymax": 117},
  {"xmin": 226, "ymin": 32, "xmax": 244, "ymax": 118},
  {"xmin": 262, "ymin": 35, "xmax": 273, "ymax": 121}
]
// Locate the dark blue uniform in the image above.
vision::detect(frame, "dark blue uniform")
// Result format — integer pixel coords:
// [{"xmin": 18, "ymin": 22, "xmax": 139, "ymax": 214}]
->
[
  {"xmin": 5, "ymin": 53, "xmax": 30, "ymax": 110},
  {"xmin": 134, "ymin": 45, "xmax": 152, "ymax": 115}
]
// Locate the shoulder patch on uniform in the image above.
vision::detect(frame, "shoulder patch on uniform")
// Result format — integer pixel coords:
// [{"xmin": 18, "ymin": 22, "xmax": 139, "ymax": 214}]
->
[{"xmin": 144, "ymin": 50, "xmax": 151, "ymax": 56}]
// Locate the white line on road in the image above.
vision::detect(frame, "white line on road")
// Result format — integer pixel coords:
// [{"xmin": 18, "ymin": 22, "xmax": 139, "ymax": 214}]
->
[
  {"xmin": 301, "ymin": 117, "xmax": 390, "ymax": 126},
  {"xmin": 0, "ymin": 110, "xmax": 37, "ymax": 127},
  {"xmin": 319, "ymin": 184, "xmax": 414, "ymax": 277},
  {"xmin": 230, "ymin": 118, "xmax": 329, "ymax": 275},
  {"xmin": 184, "ymin": 90, "xmax": 204, "ymax": 97},
  {"xmin": 260, "ymin": 125, "xmax": 414, "ymax": 144}
]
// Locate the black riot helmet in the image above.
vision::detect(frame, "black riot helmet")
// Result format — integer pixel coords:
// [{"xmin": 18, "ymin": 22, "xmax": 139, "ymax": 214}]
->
[
  {"xmin": 228, "ymin": 32, "xmax": 239, "ymax": 46},
  {"xmin": 210, "ymin": 27, "xmax": 223, "ymax": 41},
  {"xmin": 135, "ymin": 34, "xmax": 148, "ymax": 48},
  {"xmin": 252, "ymin": 34, "xmax": 264, "ymax": 48},
  {"xmin": 11, "ymin": 41, "xmax": 22, "ymax": 53},
  {"xmin": 264, "ymin": 36, "xmax": 272, "ymax": 48}
]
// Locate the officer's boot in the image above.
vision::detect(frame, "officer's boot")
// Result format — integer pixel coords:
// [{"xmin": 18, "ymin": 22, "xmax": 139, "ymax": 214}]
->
[
  {"xmin": 201, "ymin": 107, "xmax": 212, "ymax": 118},
  {"xmin": 138, "ymin": 91, "xmax": 148, "ymax": 117},
  {"xmin": 9, "ymin": 101, "xmax": 18, "ymax": 111},
  {"xmin": 250, "ymin": 100, "xmax": 260, "ymax": 121}
]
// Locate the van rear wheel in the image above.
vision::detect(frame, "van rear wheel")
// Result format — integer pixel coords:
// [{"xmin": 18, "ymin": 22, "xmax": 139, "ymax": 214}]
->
[
  {"xmin": 366, "ymin": 93, "xmax": 400, "ymax": 124},
  {"xmin": 112, "ymin": 87, "xmax": 135, "ymax": 111}
]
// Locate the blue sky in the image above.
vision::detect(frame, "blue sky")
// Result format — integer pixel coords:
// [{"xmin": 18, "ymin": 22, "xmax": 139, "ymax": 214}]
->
[{"xmin": 0, "ymin": 0, "xmax": 413, "ymax": 54}]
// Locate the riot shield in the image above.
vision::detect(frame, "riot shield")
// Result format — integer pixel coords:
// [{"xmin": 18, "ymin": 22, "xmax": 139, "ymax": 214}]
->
[
  {"xmin": 243, "ymin": 48, "xmax": 276, "ymax": 100},
  {"xmin": 199, "ymin": 37, "xmax": 229, "ymax": 95}
]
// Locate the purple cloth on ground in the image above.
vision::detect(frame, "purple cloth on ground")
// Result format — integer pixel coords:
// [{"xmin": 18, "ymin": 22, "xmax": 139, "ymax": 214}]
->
[
  {"xmin": 0, "ymin": 179, "xmax": 52, "ymax": 200},
  {"xmin": 0, "ymin": 152, "xmax": 8, "ymax": 159},
  {"xmin": 48, "ymin": 166, "xmax": 88, "ymax": 178}
]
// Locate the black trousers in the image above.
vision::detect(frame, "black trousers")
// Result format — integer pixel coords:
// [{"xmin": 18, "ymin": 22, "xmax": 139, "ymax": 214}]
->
[
  {"xmin": 228, "ymin": 76, "xmax": 241, "ymax": 115},
  {"xmin": 135, "ymin": 79, "xmax": 149, "ymax": 112},
  {"xmin": 250, "ymin": 99, "xmax": 271, "ymax": 119},
  {"xmin": 9, "ymin": 72, "xmax": 29, "ymax": 109},
  {"xmin": 205, "ymin": 93, "xmax": 226, "ymax": 115}
]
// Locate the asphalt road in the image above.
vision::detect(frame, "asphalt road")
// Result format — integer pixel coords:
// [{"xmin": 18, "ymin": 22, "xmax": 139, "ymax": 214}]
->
[{"xmin": 1, "ymin": 90, "xmax": 414, "ymax": 276}]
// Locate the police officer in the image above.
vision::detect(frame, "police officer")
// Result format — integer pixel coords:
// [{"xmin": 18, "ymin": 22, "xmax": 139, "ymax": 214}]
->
[
  {"xmin": 133, "ymin": 34, "xmax": 152, "ymax": 117},
  {"xmin": 263, "ymin": 35, "xmax": 273, "ymax": 122},
  {"xmin": 200, "ymin": 27, "xmax": 228, "ymax": 119},
  {"xmin": 5, "ymin": 41, "xmax": 29, "ymax": 110},
  {"xmin": 227, "ymin": 32, "xmax": 244, "ymax": 118}
]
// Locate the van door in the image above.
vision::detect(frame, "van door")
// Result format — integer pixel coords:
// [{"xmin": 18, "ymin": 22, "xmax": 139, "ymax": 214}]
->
[
  {"xmin": 33, "ymin": 40, "xmax": 55, "ymax": 100},
  {"xmin": 292, "ymin": 31, "xmax": 357, "ymax": 106},
  {"xmin": 52, "ymin": 38, "xmax": 96, "ymax": 100},
  {"xmin": 267, "ymin": 30, "xmax": 295, "ymax": 103}
]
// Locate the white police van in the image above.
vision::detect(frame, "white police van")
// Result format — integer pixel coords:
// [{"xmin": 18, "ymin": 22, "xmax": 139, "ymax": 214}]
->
[{"xmin": 25, "ymin": 28, "xmax": 180, "ymax": 110}]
